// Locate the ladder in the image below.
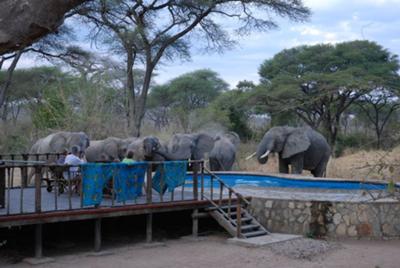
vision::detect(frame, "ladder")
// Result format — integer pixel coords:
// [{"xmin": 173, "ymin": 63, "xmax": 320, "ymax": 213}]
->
[{"xmin": 202, "ymin": 168, "xmax": 269, "ymax": 238}]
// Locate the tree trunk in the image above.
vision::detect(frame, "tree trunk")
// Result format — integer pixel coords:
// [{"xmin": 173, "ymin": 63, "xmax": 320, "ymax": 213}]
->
[
  {"xmin": 0, "ymin": 51, "xmax": 22, "ymax": 110},
  {"xmin": 0, "ymin": 0, "xmax": 86, "ymax": 55},
  {"xmin": 131, "ymin": 64, "xmax": 154, "ymax": 137}
]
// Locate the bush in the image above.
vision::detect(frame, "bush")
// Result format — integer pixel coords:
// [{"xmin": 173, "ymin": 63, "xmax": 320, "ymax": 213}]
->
[{"xmin": 335, "ymin": 133, "xmax": 374, "ymax": 156}]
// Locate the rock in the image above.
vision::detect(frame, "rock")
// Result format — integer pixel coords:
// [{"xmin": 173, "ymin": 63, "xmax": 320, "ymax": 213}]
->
[
  {"xmin": 356, "ymin": 223, "xmax": 372, "ymax": 236},
  {"xmin": 336, "ymin": 224, "xmax": 347, "ymax": 236},
  {"xmin": 350, "ymin": 212, "xmax": 358, "ymax": 225},
  {"xmin": 265, "ymin": 200, "xmax": 273, "ymax": 208},
  {"xmin": 288, "ymin": 202, "xmax": 295, "ymax": 209},
  {"xmin": 382, "ymin": 224, "xmax": 394, "ymax": 236},
  {"xmin": 305, "ymin": 202, "xmax": 312, "ymax": 207},
  {"xmin": 347, "ymin": 225, "xmax": 357, "ymax": 237},
  {"xmin": 343, "ymin": 215, "xmax": 350, "ymax": 225},
  {"xmin": 293, "ymin": 209, "xmax": 301, "ymax": 216},
  {"xmin": 296, "ymin": 203, "xmax": 305, "ymax": 209},
  {"xmin": 327, "ymin": 223, "xmax": 336, "ymax": 233},
  {"xmin": 333, "ymin": 213, "xmax": 342, "ymax": 225},
  {"xmin": 264, "ymin": 210, "xmax": 270, "ymax": 218},
  {"xmin": 358, "ymin": 211, "xmax": 368, "ymax": 222},
  {"xmin": 317, "ymin": 215, "xmax": 325, "ymax": 225},
  {"xmin": 297, "ymin": 215, "xmax": 306, "ymax": 223}
]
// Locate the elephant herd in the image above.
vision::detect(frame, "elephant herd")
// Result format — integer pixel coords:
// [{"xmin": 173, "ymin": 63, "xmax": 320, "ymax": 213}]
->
[
  {"xmin": 29, "ymin": 131, "xmax": 242, "ymax": 171},
  {"xmin": 29, "ymin": 126, "xmax": 331, "ymax": 176}
]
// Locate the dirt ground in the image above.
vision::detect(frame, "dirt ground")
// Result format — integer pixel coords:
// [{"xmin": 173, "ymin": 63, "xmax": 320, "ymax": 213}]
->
[
  {"xmin": 238, "ymin": 145, "xmax": 400, "ymax": 183},
  {"xmin": 2, "ymin": 234, "xmax": 399, "ymax": 268}
]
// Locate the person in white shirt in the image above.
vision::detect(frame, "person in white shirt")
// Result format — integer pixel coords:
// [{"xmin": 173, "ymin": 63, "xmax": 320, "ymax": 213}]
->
[{"xmin": 63, "ymin": 145, "xmax": 83, "ymax": 180}]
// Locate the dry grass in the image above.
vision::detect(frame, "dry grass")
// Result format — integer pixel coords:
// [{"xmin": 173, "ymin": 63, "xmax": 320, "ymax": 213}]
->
[{"xmin": 237, "ymin": 144, "xmax": 400, "ymax": 182}]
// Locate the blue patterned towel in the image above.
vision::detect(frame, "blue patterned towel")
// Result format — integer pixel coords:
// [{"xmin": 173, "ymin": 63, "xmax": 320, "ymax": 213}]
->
[
  {"xmin": 81, "ymin": 162, "xmax": 148, "ymax": 206},
  {"xmin": 113, "ymin": 163, "xmax": 147, "ymax": 202},
  {"xmin": 152, "ymin": 161, "xmax": 188, "ymax": 194}
]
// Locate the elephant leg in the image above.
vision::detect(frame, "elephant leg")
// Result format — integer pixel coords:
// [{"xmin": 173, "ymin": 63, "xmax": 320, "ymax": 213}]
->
[
  {"xmin": 278, "ymin": 157, "xmax": 289, "ymax": 174},
  {"xmin": 290, "ymin": 154, "xmax": 304, "ymax": 174},
  {"xmin": 312, "ymin": 161, "xmax": 327, "ymax": 177}
]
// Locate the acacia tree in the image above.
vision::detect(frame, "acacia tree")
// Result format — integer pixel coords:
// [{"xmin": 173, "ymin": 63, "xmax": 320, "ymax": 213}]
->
[
  {"xmin": 78, "ymin": 0, "xmax": 310, "ymax": 136},
  {"xmin": 356, "ymin": 88, "xmax": 400, "ymax": 149},
  {"xmin": 258, "ymin": 41, "xmax": 400, "ymax": 148}
]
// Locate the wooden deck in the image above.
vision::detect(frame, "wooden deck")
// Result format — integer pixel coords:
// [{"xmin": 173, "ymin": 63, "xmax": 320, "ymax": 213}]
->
[{"xmin": 0, "ymin": 186, "xmax": 213, "ymax": 228}]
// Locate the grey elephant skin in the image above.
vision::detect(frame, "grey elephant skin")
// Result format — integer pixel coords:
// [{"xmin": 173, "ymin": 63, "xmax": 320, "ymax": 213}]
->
[
  {"xmin": 85, "ymin": 137, "xmax": 136, "ymax": 162},
  {"xmin": 30, "ymin": 131, "xmax": 90, "ymax": 156},
  {"xmin": 209, "ymin": 132, "xmax": 240, "ymax": 171},
  {"xmin": 156, "ymin": 133, "xmax": 215, "ymax": 162},
  {"xmin": 28, "ymin": 131, "xmax": 90, "ymax": 183},
  {"xmin": 256, "ymin": 126, "xmax": 331, "ymax": 177},
  {"xmin": 126, "ymin": 136, "xmax": 164, "ymax": 161}
]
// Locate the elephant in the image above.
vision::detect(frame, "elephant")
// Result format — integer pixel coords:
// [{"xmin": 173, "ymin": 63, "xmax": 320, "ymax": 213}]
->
[
  {"xmin": 247, "ymin": 126, "xmax": 331, "ymax": 177},
  {"xmin": 209, "ymin": 132, "xmax": 240, "ymax": 171},
  {"xmin": 155, "ymin": 132, "xmax": 215, "ymax": 162},
  {"xmin": 28, "ymin": 131, "xmax": 90, "ymax": 183},
  {"xmin": 85, "ymin": 137, "xmax": 137, "ymax": 162},
  {"xmin": 126, "ymin": 136, "xmax": 165, "ymax": 161},
  {"xmin": 29, "ymin": 131, "xmax": 90, "ymax": 156}
]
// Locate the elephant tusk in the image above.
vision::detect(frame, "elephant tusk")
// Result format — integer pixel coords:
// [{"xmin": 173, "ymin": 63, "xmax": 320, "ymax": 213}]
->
[
  {"xmin": 260, "ymin": 150, "xmax": 270, "ymax": 159},
  {"xmin": 245, "ymin": 152, "xmax": 257, "ymax": 160}
]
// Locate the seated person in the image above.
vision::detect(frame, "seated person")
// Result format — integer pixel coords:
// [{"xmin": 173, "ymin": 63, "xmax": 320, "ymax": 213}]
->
[
  {"xmin": 57, "ymin": 149, "xmax": 68, "ymax": 164},
  {"xmin": 63, "ymin": 146, "xmax": 84, "ymax": 192},
  {"xmin": 122, "ymin": 151, "xmax": 136, "ymax": 164}
]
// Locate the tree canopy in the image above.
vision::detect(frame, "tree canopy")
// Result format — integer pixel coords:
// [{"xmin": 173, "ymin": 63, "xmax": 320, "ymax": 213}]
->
[
  {"xmin": 257, "ymin": 40, "xmax": 400, "ymax": 148},
  {"xmin": 77, "ymin": 0, "xmax": 310, "ymax": 136}
]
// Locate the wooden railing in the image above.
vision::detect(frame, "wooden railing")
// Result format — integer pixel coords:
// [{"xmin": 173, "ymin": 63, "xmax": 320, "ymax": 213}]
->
[
  {"xmin": 0, "ymin": 156, "xmax": 203, "ymax": 217},
  {"xmin": 201, "ymin": 167, "xmax": 250, "ymax": 238}
]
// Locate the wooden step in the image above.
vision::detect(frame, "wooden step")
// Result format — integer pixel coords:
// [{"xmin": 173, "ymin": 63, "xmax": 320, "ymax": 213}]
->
[
  {"xmin": 206, "ymin": 205, "xmax": 238, "ymax": 212},
  {"xmin": 243, "ymin": 230, "xmax": 268, "ymax": 238},
  {"xmin": 235, "ymin": 216, "xmax": 252, "ymax": 223},
  {"xmin": 240, "ymin": 224, "xmax": 260, "ymax": 231}
]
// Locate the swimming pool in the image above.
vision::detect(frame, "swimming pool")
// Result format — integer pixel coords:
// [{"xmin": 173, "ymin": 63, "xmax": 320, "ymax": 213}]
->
[{"xmin": 187, "ymin": 173, "xmax": 397, "ymax": 191}]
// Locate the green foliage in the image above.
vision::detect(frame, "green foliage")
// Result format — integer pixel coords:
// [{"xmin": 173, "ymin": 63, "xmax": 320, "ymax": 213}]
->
[
  {"xmin": 31, "ymin": 85, "xmax": 71, "ymax": 130},
  {"xmin": 257, "ymin": 40, "xmax": 400, "ymax": 148},
  {"xmin": 335, "ymin": 133, "xmax": 374, "ymax": 157},
  {"xmin": 211, "ymin": 89, "xmax": 253, "ymax": 140},
  {"xmin": 148, "ymin": 69, "xmax": 229, "ymax": 131}
]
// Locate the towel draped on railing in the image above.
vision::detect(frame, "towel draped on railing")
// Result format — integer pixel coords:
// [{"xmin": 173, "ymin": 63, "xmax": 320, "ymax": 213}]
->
[
  {"xmin": 152, "ymin": 161, "xmax": 188, "ymax": 194},
  {"xmin": 81, "ymin": 162, "xmax": 147, "ymax": 206}
]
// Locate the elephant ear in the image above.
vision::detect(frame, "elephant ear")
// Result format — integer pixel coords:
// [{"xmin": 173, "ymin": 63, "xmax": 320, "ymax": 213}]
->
[
  {"xmin": 192, "ymin": 133, "xmax": 215, "ymax": 160},
  {"xmin": 50, "ymin": 133, "xmax": 67, "ymax": 152},
  {"xmin": 282, "ymin": 130, "xmax": 311, "ymax": 159}
]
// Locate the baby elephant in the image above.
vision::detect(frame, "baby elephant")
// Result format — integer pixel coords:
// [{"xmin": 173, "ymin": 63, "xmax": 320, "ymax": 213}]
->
[{"xmin": 209, "ymin": 132, "xmax": 240, "ymax": 171}]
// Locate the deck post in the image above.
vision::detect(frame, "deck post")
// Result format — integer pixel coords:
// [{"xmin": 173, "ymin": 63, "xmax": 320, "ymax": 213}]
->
[
  {"xmin": 192, "ymin": 162, "xmax": 198, "ymax": 200},
  {"xmin": 192, "ymin": 209, "xmax": 199, "ymax": 238},
  {"xmin": 0, "ymin": 165, "xmax": 5, "ymax": 208},
  {"xmin": 146, "ymin": 213, "xmax": 153, "ymax": 243},
  {"xmin": 21, "ymin": 154, "xmax": 29, "ymax": 187},
  {"xmin": 34, "ymin": 224, "xmax": 43, "ymax": 258},
  {"xmin": 94, "ymin": 218, "xmax": 102, "ymax": 252},
  {"xmin": 35, "ymin": 166, "xmax": 42, "ymax": 213}
]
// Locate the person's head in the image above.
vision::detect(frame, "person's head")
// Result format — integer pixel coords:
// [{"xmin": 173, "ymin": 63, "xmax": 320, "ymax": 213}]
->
[
  {"xmin": 71, "ymin": 145, "xmax": 80, "ymax": 156},
  {"xmin": 126, "ymin": 150, "xmax": 134, "ymax": 159},
  {"xmin": 61, "ymin": 148, "xmax": 68, "ymax": 156}
]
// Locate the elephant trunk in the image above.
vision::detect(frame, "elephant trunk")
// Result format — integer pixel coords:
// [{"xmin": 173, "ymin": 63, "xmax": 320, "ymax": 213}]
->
[
  {"xmin": 154, "ymin": 146, "xmax": 184, "ymax": 161},
  {"xmin": 256, "ymin": 136, "xmax": 273, "ymax": 164}
]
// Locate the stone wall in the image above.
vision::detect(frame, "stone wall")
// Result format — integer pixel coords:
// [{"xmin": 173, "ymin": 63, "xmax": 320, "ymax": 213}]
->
[{"xmin": 249, "ymin": 198, "xmax": 400, "ymax": 238}]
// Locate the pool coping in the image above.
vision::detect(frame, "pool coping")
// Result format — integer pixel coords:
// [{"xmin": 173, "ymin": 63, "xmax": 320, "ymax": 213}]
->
[{"xmin": 212, "ymin": 171, "xmax": 399, "ymax": 187}]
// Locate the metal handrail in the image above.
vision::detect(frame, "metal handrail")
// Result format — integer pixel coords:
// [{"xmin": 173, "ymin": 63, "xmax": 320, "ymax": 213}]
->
[{"xmin": 203, "ymin": 167, "xmax": 250, "ymax": 206}]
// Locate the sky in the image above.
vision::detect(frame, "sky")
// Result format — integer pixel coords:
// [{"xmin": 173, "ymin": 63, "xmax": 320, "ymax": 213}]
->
[{"xmin": 12, "ymin": 0, "xmax": 400, "ymax": 88}]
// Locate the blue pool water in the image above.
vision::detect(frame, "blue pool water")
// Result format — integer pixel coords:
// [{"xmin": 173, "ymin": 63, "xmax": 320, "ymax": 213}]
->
[{"xmin": 186, "ymin": 174, "xmax": 396, "ymax": 191}]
